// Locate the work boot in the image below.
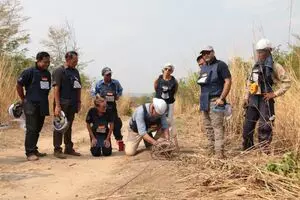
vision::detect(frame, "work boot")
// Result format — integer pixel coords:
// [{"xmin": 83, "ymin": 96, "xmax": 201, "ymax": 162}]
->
[
  {"xmin": 117, "ymin": 140, "xmax": 125, "ymax": 151},
  {"xmin": 64, "ymin": 149, "xmax": 81, "ymax": 156},
  {"xmin": 27, "ymin": 154, "xmax": 39, "ymax": 161},
  {"xmin": 35, "ymin": 151, "xmax": 47, "ymax": 157},
  {"xmin": 54, "ymin": 151, "xmax": 67, "ymax": 159}
]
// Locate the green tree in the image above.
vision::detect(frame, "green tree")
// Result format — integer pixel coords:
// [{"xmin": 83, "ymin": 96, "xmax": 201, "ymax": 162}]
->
[
  {"xmin": 41, "ymin": 22, "xmax": 79, "ymax": 70},
  {"xmin": 41, "ymin": 21, "xmax": 92, "ymax": 87},
  {"xmin": 0, "ymin": 0, "xmax": 29, "ymax": 54},
  {"xmin": 10, "ymin": 53, "xmax": 34, "ymax": 75}
]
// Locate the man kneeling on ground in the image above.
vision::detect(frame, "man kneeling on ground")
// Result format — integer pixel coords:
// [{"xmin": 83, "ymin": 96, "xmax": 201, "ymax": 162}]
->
[
  {"xmin": 125, "ymin": 98, "xmax": 170, "ymax": 156},
  {"xmin": 86, "ymin": 96, "xmax": 113, "ymax": 157}
]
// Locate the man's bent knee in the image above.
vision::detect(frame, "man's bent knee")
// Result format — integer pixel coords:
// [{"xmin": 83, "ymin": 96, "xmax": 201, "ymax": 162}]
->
[{"xmin": 125, "ymin": 146, "xmax": 137, "ymax": 156}]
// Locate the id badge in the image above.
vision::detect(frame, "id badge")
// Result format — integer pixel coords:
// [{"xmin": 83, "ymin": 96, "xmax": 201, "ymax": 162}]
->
[
  {"xmin": 161, "ymin": 92, "xmax": 169, "ymax": 99},
  {"xmin": 198, "ymin": 73, "xmax": 208, "ymax": 84},
  {"xmin": 40, "ymin": 81, "xmax": 50, "ymax": 89},
  {"xmin": 96, "ymin": 125, "xmax": 106, "ymax": 133},
  {"xmin": 105, "ymin": 92, "xmax": 115, "ymax": 102},
  {"xmin": 251, "ymin": 69, "xmax": 259, "ymax": 82},
  {"xmin": 162, "ymin": 85, "xmax": 169, "ymax": 92}
]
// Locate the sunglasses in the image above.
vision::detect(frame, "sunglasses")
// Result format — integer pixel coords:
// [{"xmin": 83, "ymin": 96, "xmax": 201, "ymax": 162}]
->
[
  {"xmin": 257, "ymin": 49, "xmax": 268, "ymax": 54},
  {"xmin": 164, "ymin": 68, "xmax": 173, "ymax": 72},
  {"xmin": 201, "ymin": 51, "xmax": 211, "ymax": 55},
  {"xmin": 105, "ymin": 73, "xmax": 112, "ymax": 76}
]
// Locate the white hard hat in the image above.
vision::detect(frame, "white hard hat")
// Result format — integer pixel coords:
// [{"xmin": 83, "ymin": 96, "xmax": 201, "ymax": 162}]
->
[
  {"xmin": 256, "ymin": 38, "xmax": 273, "ymax": 51},
  {"xmin": 164, "ymin": 63, "xmax": 175, "ymax": 71},
  {"xmin": 53, "ymin": 111, "xmax": 68, "ymax": 133},
  {"xmin": 8, "ymin": 102, "xmax": 23, "ymax": 119},
  {"xmin": 152, "ymin": 98, "xmax": 167, "ymax": 115}
]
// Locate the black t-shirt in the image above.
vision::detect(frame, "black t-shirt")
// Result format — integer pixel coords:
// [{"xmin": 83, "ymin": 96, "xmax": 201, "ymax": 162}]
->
[
  {"xmin": 213, "ymin": 59, "xmax": 231, "ymax": 81},
  {"xmin": 86, "ymin": 108, "xmax": 113, "ymax": 135},
  {"xmin": 52, "ymin": 66, "xmax": 81, "ymax": 87},
  {"xmin": 52, "ymin": 66, "xmax": 81, "ymax": 112}
]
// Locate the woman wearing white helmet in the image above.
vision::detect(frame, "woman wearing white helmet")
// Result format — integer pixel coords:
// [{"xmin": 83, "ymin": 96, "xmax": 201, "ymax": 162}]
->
[{"xmin": 125, "ymin": 98, "xmax": 169, "ymax": 156}]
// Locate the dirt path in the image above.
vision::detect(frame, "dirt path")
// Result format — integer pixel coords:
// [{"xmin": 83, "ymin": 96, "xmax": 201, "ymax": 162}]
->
[
  {"xmin": 1, "ymin": 114, "xmax": 287, "ymax": 200},
  {"xmin": 0, "ymin": 117, "xmax": 197, "ymax": 200}
]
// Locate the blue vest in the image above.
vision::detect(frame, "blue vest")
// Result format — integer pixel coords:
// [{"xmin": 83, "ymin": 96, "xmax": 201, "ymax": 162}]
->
[
  {"xmin": 60, "ymin": 66, "xmax": 81, "ymax": 111},
  {"xmin": 199, "ymin": 60, "xmax": 224, "ymax": 111},
  {"xmin": 97, "ymin": 81, "xmax": 118, "ymax": 114},
  {"xmin": 25, "ymin": 67, "xmax": 51, "ymax": 116},
  {"xmin": 155, "ymin": 75, "xmax": 177, "ymax": 104}
]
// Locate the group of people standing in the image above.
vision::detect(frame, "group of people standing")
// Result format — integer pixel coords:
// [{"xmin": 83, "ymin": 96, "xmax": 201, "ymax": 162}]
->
[
  {"xmin": 16, "ymin": 50, "xmax": 178, "ymax": 161},
  {"xmin": 17, "ymin": 51, "xmax": 83, "ymax": 160},
  {"xmin": 15, "ymin": 37, "xmax": 291, "ymax": 161}
]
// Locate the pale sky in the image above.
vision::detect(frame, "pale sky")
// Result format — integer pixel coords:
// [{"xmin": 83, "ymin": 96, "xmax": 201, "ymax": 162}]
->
[{"xmin": 20, "ymin": 0, "xmax": 300, "ymax": 94}]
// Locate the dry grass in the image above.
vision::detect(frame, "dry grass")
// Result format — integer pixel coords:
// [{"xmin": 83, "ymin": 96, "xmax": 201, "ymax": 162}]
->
[
  {"xmin": 175, "ymin": 57, "xmax": 300, "ymax": 152},
  {"xmin": 226, "ymin": 58, "xmax": 300, "ymax": 152},
  {"xmin": 174, "ymin": 73, "xmax": 199, "ymax": 115},
  {"xmin": 0, "ymin": 56, "xmax": 19, "ymax": 122},
  {"xmin": 117, "ymin": 96, "xmax": 133, "ymax": 116},
  {"xmin": 173, "ymin": 57, "xmax": 300, "ymax": 199},
  {"xmin": 174, "ymin": 111, "xmax": 300, "ymax": 199},
  {"xmin": 77, "ymin": 88, "xmax": 93, "ymax": 120},
  {"xmin": 176, "ymin": 152, "xmax": 300, "ymax": 199}
]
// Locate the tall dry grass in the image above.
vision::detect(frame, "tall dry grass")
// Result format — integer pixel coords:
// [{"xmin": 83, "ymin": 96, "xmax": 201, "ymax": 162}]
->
[
  {"xmin": 174, "ymin": 72, "xmax": 199, "ymax": 114},
  {"xmin": 174, "ymin": 58, "xmax": 300, "ymax": 199},
  {"xmin": 227, "ymin": 58, "xmax": 300, "ymax": 152},
  {"xmin": 175, "ymin": 57, "xmax": 300, "ymax": 152},
  {"xmin": 0, "ymin": 56, "xmax": 19, "ymax": 122},
  {"xmin": 117, "ymin": 96, "xmax": 133, "ymax": 116}
]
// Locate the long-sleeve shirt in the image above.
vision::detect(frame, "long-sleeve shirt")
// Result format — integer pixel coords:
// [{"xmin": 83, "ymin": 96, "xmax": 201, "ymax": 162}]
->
[
  {"xmin": 244, "ymin": 62, "xmax": 291, "ymax": 99},
  {"xmin": 131, "ymin": 103, "xmax": 168, "ymax": 136}
]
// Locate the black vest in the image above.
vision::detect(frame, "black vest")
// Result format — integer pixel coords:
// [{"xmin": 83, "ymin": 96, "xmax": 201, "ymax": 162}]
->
[
  {"xmin": 130, "ymin": 104, "xmax": 161, "ymax": 133},
  {"xmin": 60, "ymin": 66, "xmax": 81, "ymax": 110},
  {"xmin": 248, "ymin": 57, "xmax": 274, "ymax": 107},
  {"xmin": 155, "ymin": 75, "xmax": 177, "ymax": 104},
  {"xmin": 25, "ymin": 66, "xmax": 51, "ymax": 116},
  {"xmin": 250, "ymin": 63, "xmax": 274, "ymax": 94}
]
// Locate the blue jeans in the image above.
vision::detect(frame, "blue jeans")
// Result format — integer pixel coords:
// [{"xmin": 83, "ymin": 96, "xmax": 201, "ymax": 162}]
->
[{"xmin": 90, "ymin": 134, "xmax": 112, "ymax": 157}]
